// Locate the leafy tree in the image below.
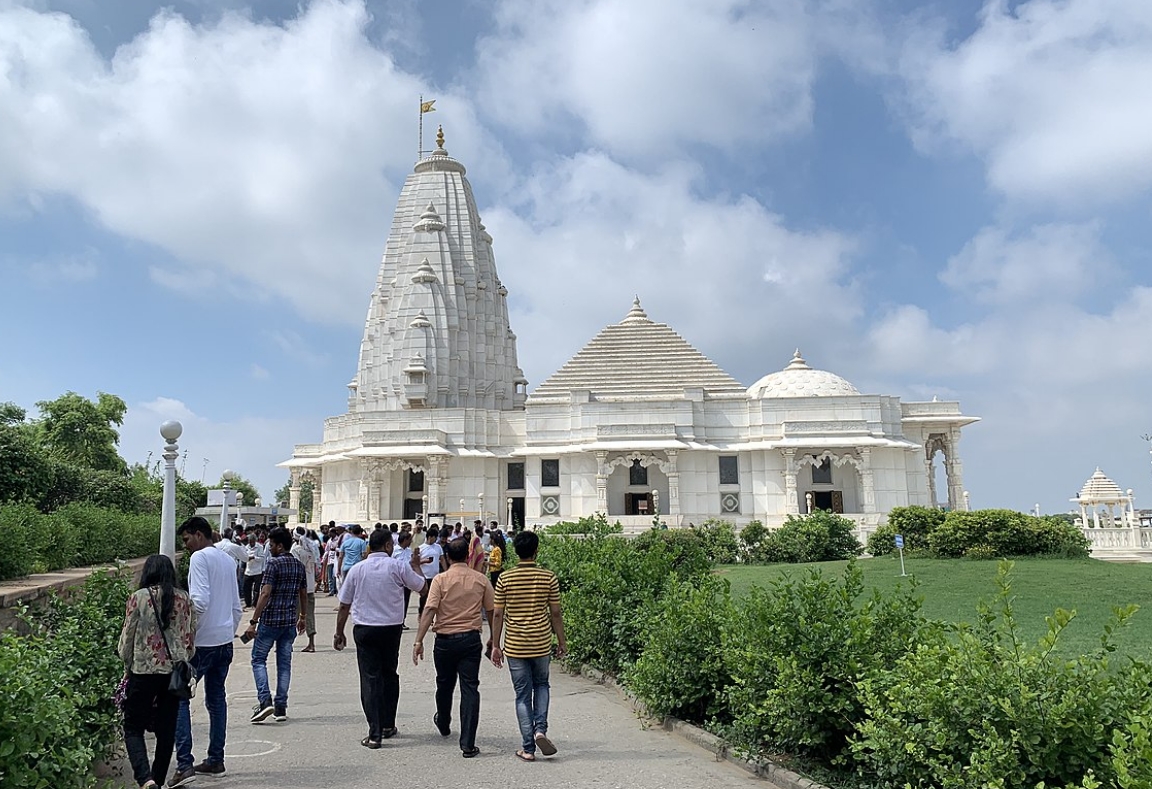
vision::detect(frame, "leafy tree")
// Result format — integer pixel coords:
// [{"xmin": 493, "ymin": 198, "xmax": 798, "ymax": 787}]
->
[
  {"xmin": 0, "ymin": 402, "xmax": 27, "ymax": 427},
  {"xmin": 0, "ymin": 422, "xmax": 52, "ymax": 506},
  {"xmin": 273, "ymin": 476, "xmax": 314, "ymax": 520},
  {"xmin": 34, "ymin": 391, "xmax": 128, "ymax": 473}
]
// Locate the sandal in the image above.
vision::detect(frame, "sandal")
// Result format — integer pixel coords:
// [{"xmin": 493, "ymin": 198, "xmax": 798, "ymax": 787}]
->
[
  {"xmin": 301, "ymin": 645, "xmax": 315, "ymax": 653},
  {"xmin": 515, "ymin": 749, "xmax": 535, "ymax": 762},
  {"xmin": 360, "ymin": 736, "xmax": 382, "ymax": 749},
  {"xmin": 381, "ymin": 727, "xmax": 399, "ymax": 739},
  {"xmin": 462, "ymin": 746, "xmax": 480, "ymax": 758}
]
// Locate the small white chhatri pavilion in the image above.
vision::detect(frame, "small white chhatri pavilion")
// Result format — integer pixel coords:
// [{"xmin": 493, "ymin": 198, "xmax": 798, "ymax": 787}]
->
[
  {"xmin": 1074, "ymin": 468, "xmax": 1138, "ymax": 528},
  {"xmin": 281, "ymin": 129, "xmax": 979, "ymax": 533}
]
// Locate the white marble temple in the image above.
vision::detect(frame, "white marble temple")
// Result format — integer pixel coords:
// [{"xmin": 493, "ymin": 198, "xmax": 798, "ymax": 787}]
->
[{"xmin": 281, "ymin": 132, "xmax": 979, "ymax": 534}]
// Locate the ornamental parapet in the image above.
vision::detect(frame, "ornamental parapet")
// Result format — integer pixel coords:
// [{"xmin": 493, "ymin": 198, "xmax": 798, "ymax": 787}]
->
[{"xmin": 783, "ymin": 420, "xmax": 870, "ymax": 435}]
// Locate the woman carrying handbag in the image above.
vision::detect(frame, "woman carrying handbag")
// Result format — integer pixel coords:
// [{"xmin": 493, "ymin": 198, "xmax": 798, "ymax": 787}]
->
[{"xmin": 117, "ymin": 554, "xmax": 197, "ymax": 789}]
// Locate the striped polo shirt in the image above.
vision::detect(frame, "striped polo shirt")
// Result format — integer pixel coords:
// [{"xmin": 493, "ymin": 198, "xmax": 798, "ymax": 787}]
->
[{"xmin": 493, "ymin": 561, "xmax": 560, "ymax": 658}]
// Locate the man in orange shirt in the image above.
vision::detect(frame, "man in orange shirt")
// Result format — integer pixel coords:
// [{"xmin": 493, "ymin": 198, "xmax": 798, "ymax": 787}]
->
[{"xmin": 413, "ymin": 537, "xmax": 494, "ymax": 758}]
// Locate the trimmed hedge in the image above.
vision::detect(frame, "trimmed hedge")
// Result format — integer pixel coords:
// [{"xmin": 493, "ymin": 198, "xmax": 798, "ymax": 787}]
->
[{"xmin": 0, "ymin": 503, "xmax": 158, "ymax": 580}]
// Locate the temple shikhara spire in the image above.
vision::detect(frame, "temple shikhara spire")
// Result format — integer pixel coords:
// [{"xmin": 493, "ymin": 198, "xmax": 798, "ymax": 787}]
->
[{"xmin": 281, "ymin": 128, "xmax": 978, "ymax": 533}]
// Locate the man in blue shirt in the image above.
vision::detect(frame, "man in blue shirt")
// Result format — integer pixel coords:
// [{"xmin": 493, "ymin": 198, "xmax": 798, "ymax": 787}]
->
[
  {"xmin": 243, "ymin": 527, "xmax": 307, "ymax": 724},
  {"xmin": 337, "ymin": 524, "xmax": 368, "ymax": 591}
]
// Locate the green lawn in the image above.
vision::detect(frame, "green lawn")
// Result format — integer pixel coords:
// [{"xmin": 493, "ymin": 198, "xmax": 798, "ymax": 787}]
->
[{"xmin": 714, "ymin": 557, "xmax": 1152, "ymax": 658}]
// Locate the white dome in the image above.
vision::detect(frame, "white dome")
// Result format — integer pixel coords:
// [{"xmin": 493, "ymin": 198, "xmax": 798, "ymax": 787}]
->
[
  {"xmin": 748, "ymin": 350, "xmax": 860, "ymax": 399},
  {"xmin": 1078, "ymin": 468, "xmax": 1127, "ymax": 503}
]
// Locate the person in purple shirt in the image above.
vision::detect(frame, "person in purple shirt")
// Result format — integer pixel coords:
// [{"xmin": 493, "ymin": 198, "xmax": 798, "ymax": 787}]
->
[{"xmin": 334, "ymin": 529, "xmax": 425, "ymax": 748}]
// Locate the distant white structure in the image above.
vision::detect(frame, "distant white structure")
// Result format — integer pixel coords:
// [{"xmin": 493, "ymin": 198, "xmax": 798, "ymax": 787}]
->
[
  {"xmin": 280, "ymin": 129, "xmax": 979, "ymax": 534},
  {"xmin": 1072, "ymin": 468, "xmax": 1152, "ymax": 561}
]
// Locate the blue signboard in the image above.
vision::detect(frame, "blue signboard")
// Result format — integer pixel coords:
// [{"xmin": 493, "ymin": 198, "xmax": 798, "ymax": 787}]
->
[{"xmin": 894, "ymin": 534, "xmax": 905, "ymax": 549}]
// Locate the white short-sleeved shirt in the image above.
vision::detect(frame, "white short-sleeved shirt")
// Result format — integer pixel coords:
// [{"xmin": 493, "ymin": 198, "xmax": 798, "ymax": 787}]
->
[{"xmin": 419, "ymin": 542, "xmax": 444, "ymax": 580}]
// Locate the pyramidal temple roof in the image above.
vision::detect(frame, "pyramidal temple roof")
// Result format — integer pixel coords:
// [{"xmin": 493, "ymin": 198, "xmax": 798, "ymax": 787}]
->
[
  {"xmin": 1078, "ymin": 468, "xmax": 1128, "ymax": 503},
  {"xmin": 528, "ymin": 298, "xmax": 746, "ymax": 402}
]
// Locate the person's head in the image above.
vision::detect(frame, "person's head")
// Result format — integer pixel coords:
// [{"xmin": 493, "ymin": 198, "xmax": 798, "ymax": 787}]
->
[
  {"xmin": 177, "ymin": 516, "xmax": 214, "ymax": 553},
  {"xmin": 513, "ymin": 530, "xmax": 539, "ymax": 560},
  {"xmin": 223, "ymin": 527, "xmax": 234, "ymax": 541},
  {"xmin": 294, "ymin": 526, "xmax": 308, "ymax": 543},
  {"xmin": 349, "ymin": 524, "xmax": 364, "ymax": 537},
  {"xmin": 368, "ymin": 528, "xmax": 393, "ymax": 555},
  {"xmin": 425, "ymin": 527, "xmax": 439, "ymax": 544},
  {"xmin": 328, "ymin": 520, "xmax": 336, "ymax": 529},
  {"xmin": 454, "ymin": 522, "xmax": 463, "ymax": 532},
  {"xmin": 374, "ymin": 522, "xmax": 383, "ymax": 532},
  {"xmin": 248, "ymin": 533, "xmax": 257, "ymax": 545},
  {"xmin": 491, "ymin": 529, "xmax": 506, "ymax": 552},
  {"xmin": 474, "ymin": 522, "xmax": 483, "ymax": 537},
  {"xmin": 139, "ymin": 553, "xmax": 176, "ymax": 590},
  {"xmin": 139, "ymin": 554, "xmax": 178, "ymax": 626},
  {"xmin": 390, "ymin": 522, "xmax": 399, "ymax": 533},
  {"xmin": 489, "ymin": 520, "xmax": 499, "ymax": 530},
  {"xmin": 398, "ymin": 532, "xmax": 412, "ymax": 548},
  {"xmin": 445, "ymin": 537, "xmax": 469, "ymax": 565},
  {"xmin": 267, "ymin": 526, "xmax": 293, "ymax": 556}
]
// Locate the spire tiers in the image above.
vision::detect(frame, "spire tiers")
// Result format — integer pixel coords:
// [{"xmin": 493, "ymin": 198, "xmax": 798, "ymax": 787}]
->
[{"xmin": 353, "ymin": 139, "xmax": 524, "ymax": 412}]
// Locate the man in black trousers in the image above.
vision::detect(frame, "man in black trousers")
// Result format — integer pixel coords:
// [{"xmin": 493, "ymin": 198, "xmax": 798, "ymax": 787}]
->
[
  {"xmin": 334, "ymin": 529, "xmax": 426, "ymax": 747},
  {"xmin": 412, "ymin": 537, "xmax": 495, "ymax": 757}
]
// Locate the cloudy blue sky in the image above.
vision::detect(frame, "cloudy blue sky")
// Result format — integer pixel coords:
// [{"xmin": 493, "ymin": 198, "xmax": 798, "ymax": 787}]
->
[{"xmin": 2, "ymin": 0, "xmax": 1151, "ymax": 511}]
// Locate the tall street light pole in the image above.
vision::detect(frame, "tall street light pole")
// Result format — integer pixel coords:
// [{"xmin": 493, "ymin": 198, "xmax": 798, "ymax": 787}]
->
[{"xmin": 159, "ymin": 421, "xmax": 183, "ymax": 560}]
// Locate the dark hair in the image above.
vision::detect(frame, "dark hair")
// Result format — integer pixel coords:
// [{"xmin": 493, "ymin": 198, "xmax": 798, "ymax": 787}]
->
[
  {"xmin": 368, "ymin": 529, "xmax": 392, "ymax": 552},
  {"xmin": 177, "ymin": 516, "xmax": 213, "ymax": 539},
  {"xmin": 513, "ymin": 530, "xmax": 539, "ymax": 559},
  {"xmin": 349, "ymin": 524, "xmax": 364, "ymax": 536},
  {"xmin": 445, "ymin": 537, "xmax": 469, "ymax": 563},
  {"xmin": 139, "ymin": 554, "xmax": 177, "ymax": 629},
  {"xmin": 474, "ymin": 523, "xmax": 483, "ymax": 536},
  {"xmin": 398, "ymin": 532, "xmax": 412, "ymax": 547},
  {"xmin": 490, "ymin": 529, "xmax": 506, "ymax": 553},
  {"xmin": 426, "ymin": 527, "xmax": 439, "ymax": 540},
  {"xmin": 268, "ymin": 526, "xmax": 293, "ymax": 552}
]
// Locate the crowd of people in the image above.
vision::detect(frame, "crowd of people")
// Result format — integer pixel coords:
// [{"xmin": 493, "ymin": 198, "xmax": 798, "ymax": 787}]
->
[{"xmin": 116, "ymin": 514, "xmax": 564, "ymax": 789}]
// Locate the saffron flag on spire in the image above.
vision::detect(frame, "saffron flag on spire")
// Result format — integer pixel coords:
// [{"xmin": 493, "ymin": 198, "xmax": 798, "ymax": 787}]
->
[{"xmin": 420, "ymin": 99, "xmax": 436, "ymax": 113}]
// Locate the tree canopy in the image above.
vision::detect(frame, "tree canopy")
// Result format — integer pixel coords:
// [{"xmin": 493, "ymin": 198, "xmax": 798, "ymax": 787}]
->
[{"xmin": 35, "ymin": 391, "xmax": 128, "ymax": 473}]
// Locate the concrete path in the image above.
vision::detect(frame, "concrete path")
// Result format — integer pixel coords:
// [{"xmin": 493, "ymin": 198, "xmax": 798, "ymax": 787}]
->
[{"xmin": 154, "ymin": 600, "xmax": 760, "ymax": 789}]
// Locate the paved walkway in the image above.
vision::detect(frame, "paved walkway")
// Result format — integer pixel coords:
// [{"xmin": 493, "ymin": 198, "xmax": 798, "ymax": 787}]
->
[{"xmin": 119, "ymin": 600, "xmax": 761, "ymax": 789}]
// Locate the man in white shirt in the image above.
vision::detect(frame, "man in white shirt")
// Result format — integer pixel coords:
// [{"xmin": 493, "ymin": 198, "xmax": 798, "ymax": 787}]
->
[
  {"xmin": 334, "ymin": 529, "xmax": 426, "ymax": 746},
  {"xmin": 291, "ymin": 526, "xmax": 318, "ymax": 653},
  {"xmin": 243, "ymin": 533, "xmax": 269, "ymax": 609},
  {"xmin": 417, "ymin": 527, "xmax": 445, "ymax": 618},
  {"xmin": 171, "ymin": 516, "xmax": 244, "ymax": 785},
  {"xmin": 216, "ymin": 528, "xmax": 248, "ymax": 594}
]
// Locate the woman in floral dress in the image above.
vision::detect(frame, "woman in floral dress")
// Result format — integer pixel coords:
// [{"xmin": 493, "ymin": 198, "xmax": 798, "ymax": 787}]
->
[{"xmin": 118, "ymin": 554, "xmax": 196, "ymax": 789}]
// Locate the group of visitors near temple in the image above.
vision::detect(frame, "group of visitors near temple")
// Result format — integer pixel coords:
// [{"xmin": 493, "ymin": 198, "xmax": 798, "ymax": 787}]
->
[{"xmin": 116, "ymin": 514, "xmax": 565, "ymax": 789}]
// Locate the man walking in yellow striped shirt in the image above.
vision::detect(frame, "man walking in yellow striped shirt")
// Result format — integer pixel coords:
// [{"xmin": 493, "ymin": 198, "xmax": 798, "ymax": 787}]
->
[{"xmin": 490, "ymin": 530, "xmax": 567, "ymax": 762}]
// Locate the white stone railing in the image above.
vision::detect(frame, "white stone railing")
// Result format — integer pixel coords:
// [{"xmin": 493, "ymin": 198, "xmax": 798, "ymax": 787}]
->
[{"xmin": 1082, "ymin": 527, "xmax": 1152, "ymax": 551}]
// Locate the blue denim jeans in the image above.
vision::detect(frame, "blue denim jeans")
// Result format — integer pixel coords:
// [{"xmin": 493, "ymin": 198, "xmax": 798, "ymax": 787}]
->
[
  {"xmin": 507, "ymin": 656, "xmax": 551, "ymax": 753},
  {"xmin": 175, "ymin": 642, "xmax": 233, "ymax": 770},
  {"xmin": 251, "ymin": 624, "xmax": 296, "ymax": 709}
]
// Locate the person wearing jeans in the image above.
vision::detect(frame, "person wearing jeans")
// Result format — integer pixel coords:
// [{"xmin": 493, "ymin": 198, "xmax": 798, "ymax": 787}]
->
[
  {"xmin": 334, "ymin": 529, "xmax": 426, "ymax": 747},
  {"xmin": 490, "ymin": 530, "xmax": 567, "ymax": 762},
  {"xmin": 242, "ymin": 527, "xmax": 307, "ymax": 724},
  {"xmin": 412, "ymin": 537, "xmax": 494, "ymax": 757},
  {"xmin": 171, "ymin": 517, "xmax": 243, "ymax": 787}
]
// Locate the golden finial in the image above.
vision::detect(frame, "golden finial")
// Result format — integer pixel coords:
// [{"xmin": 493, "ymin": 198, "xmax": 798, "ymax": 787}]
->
[{"xmin": 436, "ymin": 125, "xmax": 445, "ymax": 149}]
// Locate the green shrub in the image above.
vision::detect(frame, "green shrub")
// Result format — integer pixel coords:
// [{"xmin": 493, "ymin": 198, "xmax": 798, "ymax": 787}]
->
[
  {"xmin": 0, "ymin": 503, "xmax": 38, "ymax": 580},
  {"xmin": 626, "ymin": 574, "xmax": 736, "ymax": 722},
  {"xmin": 760, "ymin": 511, "xmax": 863, "ymax": 564},
  {"xmin": 930, "ymin": 509, "xmax": 1091, "ymax": 559},
  {"xmin": 851, "ymin": 561, "xmax": 1151, "ymax": 789},
  {"xmin": 738, "ymin": 519, "xmax": 770, "ymax": 563},
  {"xmin": 0, "ymin": 503, "xmax": 158, "ymax": 579},
  {"xmin": 867, "ymin": 505, "xmax": 944, "ymax": 556},
  {"xmin": 0, "ymin": 568, "xmax": 132, "ymax": 788},
  {"xmin": 541, "ymin": 513, "xmax": 624, "ymax": 535},
  {"xmin": 690, "ymin": 518, "xmax": 740, "ymax": 564},
  {"xmin": 537, "ymin": 530, "xmax": 712, "ymax": 674},
  {"xmin": 725, "ymin": 561, "xmax": 927, "ymax": 761}
]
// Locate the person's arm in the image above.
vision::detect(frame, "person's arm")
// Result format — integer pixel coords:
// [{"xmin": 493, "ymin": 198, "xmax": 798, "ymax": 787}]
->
[
  {"xmin": 243, "ymin": 583, "xmax": 273, "ymax": 639},
  {"xmin": 549, "ymin": 602, "xmax": 567, "ymax": 658},
  {"xmin": 334, "ymin": 602, "xmax": 351, "ymax": 650},
  {"xmin": 118, "ymin": 594, "xmax": 138, "ymax": 666},
  {"xmin": 187, "ymin": 552, "xmax": 209, "ymax": 615},
  {"xmin": 296, "ymin": 579, "xmax": 308, "ymax": 634},
  {"xmin": 483, "ymin": 584, "xmax": 495, "ymax": 648},
  {"xmin": 490, "ymin": 608, "xmax": 505, "ymax": 668},
  {"xmin": 412, "ymin": 576, "xmax": 442, "ymax": 664}
]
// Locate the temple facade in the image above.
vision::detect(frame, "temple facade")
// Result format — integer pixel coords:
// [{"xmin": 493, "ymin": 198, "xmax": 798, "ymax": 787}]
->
[{"xmin": 282, "ymin": 131, "xmax": 978, "ymax": 534}]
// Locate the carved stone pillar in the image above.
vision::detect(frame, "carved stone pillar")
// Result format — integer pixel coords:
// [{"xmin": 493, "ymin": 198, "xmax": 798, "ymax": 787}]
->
[
  {"xmin": 309, "ymin": 470, "xmax": 323, "ymax": 526},
  {"xmin": 357, "ymin": 476, "xmax": 370, "ymax": 522},
  {"xmin": 427, "ymin": 456, "xmax": 445, "ymax": 513},
  {"xmin": 782, "ymin": 448, "xmax": 799, "ymax": 515},
  {"xmin": 859, "ymin": 448, "xmax": 876, "ymax": 514},
  {"xmin": 367, "ymin": 481, "xmax": 381, "ymax": 522},
  {"xmin": 595, "ymin": 451, "xmax": 609, "ymax": 511},
  {"xmin": 287, "ymin": 468, "xmax": 302, "ymax": 525},
  {"xmin": 944, "ymin": 429, "xmax": 964, "ymax": 512},
  {"xmin": 925, "ymin": 445, "xmax": 938, "ymax": 507},
  {"xmin": 666, "ymin": 450, "xmax": 680, "ymax": 516}
]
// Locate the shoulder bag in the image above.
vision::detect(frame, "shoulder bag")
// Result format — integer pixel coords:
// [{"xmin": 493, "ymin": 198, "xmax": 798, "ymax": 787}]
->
[{"xmin": 148, "ymin": 588, "xmax": 197, "ymax": 700}]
